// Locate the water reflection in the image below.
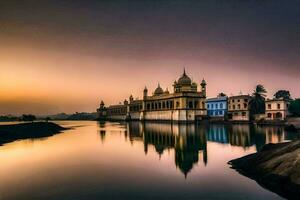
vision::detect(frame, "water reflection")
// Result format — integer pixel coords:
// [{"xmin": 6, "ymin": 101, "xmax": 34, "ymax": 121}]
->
[
  {"xmin": 98, "ymin": 122, "xmax": 299, "ymax": 177},
  {"xmin": 128, "ymin": 122, "xmax": 207, "ymax": 177}
]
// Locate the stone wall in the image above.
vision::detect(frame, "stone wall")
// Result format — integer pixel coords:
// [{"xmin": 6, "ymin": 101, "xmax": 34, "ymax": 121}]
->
[
  {"xmin": 143, "ymin": 109, "xmax": 206, "ymax": 122},
  {"xmin": 107, "ymin": 115, "xmax": 126, "ymax": 121}
]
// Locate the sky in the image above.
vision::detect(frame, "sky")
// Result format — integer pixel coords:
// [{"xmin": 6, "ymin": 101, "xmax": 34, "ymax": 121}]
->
[{"xmin": 0, "ymin": 0, "xmax": 299, "ymax": 115}]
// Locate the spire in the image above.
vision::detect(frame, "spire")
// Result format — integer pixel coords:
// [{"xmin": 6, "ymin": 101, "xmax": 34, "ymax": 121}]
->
[
  {"xmin": 183, "ymin": 67, "xmax": 186, "ymax": 76},
  {"xmin": 201, "ymin": 78, "xmax": 206, "ymax": 86}
]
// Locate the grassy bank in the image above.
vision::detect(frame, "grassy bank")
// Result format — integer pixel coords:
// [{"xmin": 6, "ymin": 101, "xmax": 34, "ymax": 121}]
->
[{"xmin": 0, "ymin": 122, "xmax": 68, "ymax": 145}]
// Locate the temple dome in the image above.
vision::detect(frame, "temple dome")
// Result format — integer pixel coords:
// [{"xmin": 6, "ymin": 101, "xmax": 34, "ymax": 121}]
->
[
  {"xmin": 177, "ymin": 69, "xmax": 192, "ymax": 85},
  {"xmin": 154, "ymin": 83, "xmax": 164, "ymax": 95}
]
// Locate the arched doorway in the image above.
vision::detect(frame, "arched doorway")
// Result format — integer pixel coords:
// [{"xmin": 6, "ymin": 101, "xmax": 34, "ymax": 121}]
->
[{"xmin": 275, "ymin": 112, "xmax": 282, "ymax": 119}]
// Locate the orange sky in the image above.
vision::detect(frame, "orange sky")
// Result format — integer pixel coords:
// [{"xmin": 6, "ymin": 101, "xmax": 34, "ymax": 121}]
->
[{"xmin": 0, "ymin": 1, "xmax": 299, "ymax": 115}]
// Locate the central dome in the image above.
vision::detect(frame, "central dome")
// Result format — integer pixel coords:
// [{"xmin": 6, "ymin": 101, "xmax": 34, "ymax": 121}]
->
[
  {"xmin": 154, "ymin": 83, "xmax": 164, "ymax": 95},
  {"xmin": 177, "ymin": 69, "xmax": 192, "ymax": 85}
]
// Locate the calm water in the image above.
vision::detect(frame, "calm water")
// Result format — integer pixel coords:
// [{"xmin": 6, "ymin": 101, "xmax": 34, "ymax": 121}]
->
[{"xmin": 0, "ymin": 121, "xmax": 298, "ymax": 200}]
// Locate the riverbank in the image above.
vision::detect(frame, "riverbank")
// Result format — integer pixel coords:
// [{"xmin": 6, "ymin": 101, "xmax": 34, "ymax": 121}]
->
[
  {"xmin": 229, "ymin": 140, "xmax": 300, "ymax": 199},
  {"xmin": 0, "ymin": 122, "xmax": 68, "ymax": 145}
]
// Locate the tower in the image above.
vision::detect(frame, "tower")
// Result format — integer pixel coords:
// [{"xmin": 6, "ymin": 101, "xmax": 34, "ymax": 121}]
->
[
  {"xmin": 97, "ymin": 100, "xmax": 107, "ymax": 119},
  {"xmin": 201, "ymin": 78, "xmax": 206, "ymax": 97},
  {"xmin": 129, "ymin": 94, "xmax": 134, "ymax": 103},
  {"xmin": 100, "ymin": 100, "xmax": 105, "ymax": 109},
  {"xmin": 143, "ymin": 86, "xmax": 148, "ymax": 100}
]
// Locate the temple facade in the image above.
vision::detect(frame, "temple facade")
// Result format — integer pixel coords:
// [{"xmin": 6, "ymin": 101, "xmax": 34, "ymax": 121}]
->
[{"xmin": 97, "ymin": 70, "xmax": 207, "ymax": 122}]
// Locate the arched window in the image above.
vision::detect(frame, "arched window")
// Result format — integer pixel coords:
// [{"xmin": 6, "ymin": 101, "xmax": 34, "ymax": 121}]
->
[{"xmin": 220, "ymin": 103, "xmax": 223, "ymax": 109}]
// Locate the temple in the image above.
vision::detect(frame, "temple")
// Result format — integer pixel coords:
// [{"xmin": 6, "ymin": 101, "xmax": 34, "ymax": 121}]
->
[{"xmin": 97, "ymin": 69, "xmax": 207, "ymax": 122}]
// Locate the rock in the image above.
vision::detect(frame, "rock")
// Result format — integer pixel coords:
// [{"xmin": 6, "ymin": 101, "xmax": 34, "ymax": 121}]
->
[
  {"xmin": 285, "ymin": 124, "xmax": 298, "ymax": 132},
  {"xmin": 229, "ymin": 140, "xmax": 300, "ymax": 199}
]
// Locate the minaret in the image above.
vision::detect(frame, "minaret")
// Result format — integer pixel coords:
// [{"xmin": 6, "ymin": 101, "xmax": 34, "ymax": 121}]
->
[
  {"xmin": 97, "ymin": 100, "xmax": 106, "ymax": 119},
  {"xmin": 129, "ymin": 94, "xmax": 134, "ymax": 103},
  {"xmin": 201, "ymin": 78, "xmax": 206, "ymax": 97},
  {"xmin": 143, "ymin": 86, "xmax": 148, "ymax": 100},
  {"xmin": 100, "ymin": 100, "xmax": 105, "ymax": 109}
]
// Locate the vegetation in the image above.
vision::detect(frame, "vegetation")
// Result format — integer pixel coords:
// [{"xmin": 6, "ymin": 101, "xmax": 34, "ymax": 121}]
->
[
  {"xmin": 250, "ymin": 84, "xmax": 267, "ymax": 114},
  {"xmin": 218, "ymin": 92, "xmax": 227, "ymax": 97},
  {"xmin": 67, "ymin": 112, "xmax": 98, "ymax": 120},
  {"xmin": 22, "ymin": 114, "xmax": 36, "ymax": 122},
  {"xmin": 289, "ymin": 99, "xmax": 300, "ymax": 117},
  {"xmin": 0, "ymin": 122, "xmax": 67, "ymax": 145},
  {"xmin": 45, "ymin": 117, "xmax": 51, "ymax": 122},
  {"xmin": 274, "ymin": 90, "xmax": 292, "ymax": 100},
  {"xmin": 0, "ymin": 115, "xmax": 20, "ymax": 122}
]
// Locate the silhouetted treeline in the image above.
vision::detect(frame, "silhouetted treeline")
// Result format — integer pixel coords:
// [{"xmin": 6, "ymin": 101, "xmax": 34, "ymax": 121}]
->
[
  {"xmin": 0, "ymin": 114, "xmax": 37, "ymax": 122},
  {"xmin": 66, "ymin": 112, "xmax": 98, "ymax": 120},
  {"xmin": 0, "ymin": 115, "xmax": 20, "ymax": 122}
]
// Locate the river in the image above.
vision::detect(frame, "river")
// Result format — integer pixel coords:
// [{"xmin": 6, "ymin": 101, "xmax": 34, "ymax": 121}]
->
[{"xmin": 0, "ymin": 121, "xmax": 298, "ymax": 200}]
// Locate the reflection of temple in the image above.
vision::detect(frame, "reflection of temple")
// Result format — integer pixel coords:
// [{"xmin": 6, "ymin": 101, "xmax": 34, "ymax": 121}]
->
[
  {"xmin": 98, "ymin": 121, "xmax": 106, "ymax": 143},
  {"xmin": 97, "ymin": 122, "xmax": 294, "ymax": 176},
  {"xmin": 127, "ymin": 122, "xmax": 207, "ymax": 177}
]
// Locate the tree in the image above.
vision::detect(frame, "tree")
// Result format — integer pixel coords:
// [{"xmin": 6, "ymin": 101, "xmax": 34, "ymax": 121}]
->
[
  {"xmin": 218, "ymin": 92, "xmax": 227, "ymax": 97},
  {"xmin": 274, "ymin": 90, "xmax": 292, "ymax": 100},
  {"xmin": 22, "ymin": 114, "xmax": 36, "ymax": 122},
  {"xmin": 45, "ymin": 117, "xmax": 51, "ymax": 122},
  {"xmin": 289, "ymin": 99, "xmax": 300, "ymax": 117},
  {"xmin": 250, "ymin": 84, "xmax": 267, "ymax": 114}
]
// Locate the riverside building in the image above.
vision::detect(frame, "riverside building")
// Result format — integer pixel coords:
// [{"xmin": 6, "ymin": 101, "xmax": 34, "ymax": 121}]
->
[
  {"xmin": 227, "ymin": 95, "xmax": 252, "ymax": 122},
  {"xmin": 265, "ymin": 98, "xmax": 291, "ymax": 121},
  {"xmin": 97, "ymin": 70, "xmax": 207, "ymax": 122},
  {"xmin": 206, "ymin": 96, "xmax": 228, "ymax": 120}
]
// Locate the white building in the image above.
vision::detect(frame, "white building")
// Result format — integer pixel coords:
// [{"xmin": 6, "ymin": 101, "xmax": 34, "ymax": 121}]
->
[{"xmin": 265, "ymin": 98, "xmax": 290, "ymax": 120}]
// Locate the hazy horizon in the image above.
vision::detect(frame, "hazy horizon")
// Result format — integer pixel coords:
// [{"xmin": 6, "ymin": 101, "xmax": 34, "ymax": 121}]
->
[{"xmin": 1, "ymin": 0, "xmax": 299, "ymax": 115}]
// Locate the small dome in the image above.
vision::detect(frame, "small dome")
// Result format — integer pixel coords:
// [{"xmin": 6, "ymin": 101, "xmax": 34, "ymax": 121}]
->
[
  {"xmin": 164, "ymin": 88, "xmax": 170, "ymax": 94},
  {"xmin": 177, "ymin": 69, "xmax": 192, "ymax": 85},
  {"xmin": 154, "ymin": 83, "xmax": 164, "ymax": 95}
]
